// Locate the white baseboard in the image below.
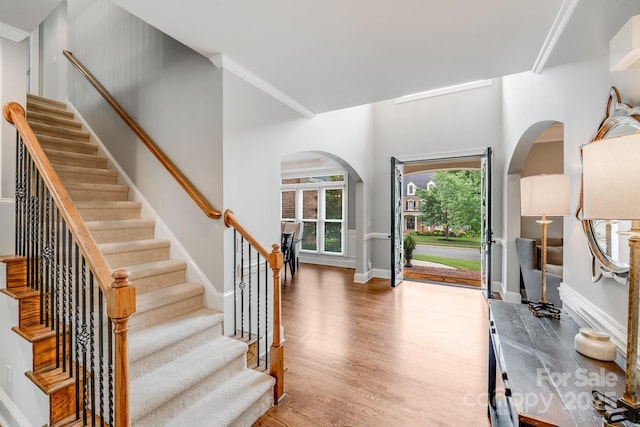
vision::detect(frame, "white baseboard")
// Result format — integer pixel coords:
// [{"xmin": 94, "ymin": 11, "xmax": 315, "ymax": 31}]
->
[
  {"xmin": 499, "ymin": 281, "xmax": 522, "ymax": 303},
  {"xmin": 299, "ymin": 256, "xmax": 355, "ymax": 269},
  {"xmin": 353, "ymin": 268, "xmax": 391, "ymax": 283},
  {"xmin": 559, "ymin": 283, "xmax": 629, "ymax": 370},
  {"xmin": 66, "ymin": 101, "xmax": 224, "ymax": 311},
  {"xmin": 0, "ymin": 387, "xmax": 32, "ymax": 427}
]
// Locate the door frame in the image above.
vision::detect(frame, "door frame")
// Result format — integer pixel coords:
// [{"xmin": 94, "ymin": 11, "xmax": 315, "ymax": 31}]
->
[{"xmin": 391, "ymin": 148, "xmax": 493, "ymax": 294}]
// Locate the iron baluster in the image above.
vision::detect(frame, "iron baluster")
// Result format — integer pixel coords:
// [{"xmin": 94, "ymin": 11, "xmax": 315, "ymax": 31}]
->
[
  {"xmin": 264, "ymin": 258, "xmax": 269, "ymax": 369},
  {"xmin": 61, "ymin": 222, "xmax": 68, "ymax": 373},
  {"xmin": 233, "ymin": 229, "xmax": 237, "ymax": 334},
  {"xmin": 240, "ymin": 236, "xmax": 245, "ymax": 339},
  {"xmin": 98, "ymin": 287, "xmax": 105, "ymax": 426},
  {"xmin": 257, "ymin": 253, "xmax": 261, "ymax": 369}
]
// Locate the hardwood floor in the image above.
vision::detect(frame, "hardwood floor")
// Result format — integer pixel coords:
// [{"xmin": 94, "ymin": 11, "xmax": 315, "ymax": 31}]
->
[{"xmin": 254, "ymin": 264, "xmax": 490, "ymax": 427}]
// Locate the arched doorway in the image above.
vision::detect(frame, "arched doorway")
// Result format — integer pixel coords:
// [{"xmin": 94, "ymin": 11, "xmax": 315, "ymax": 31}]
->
[
  {"xmin": 280, "ymin": 151, "xmax": 366, "ymax": 281},
  {"xmin": 505, "ymin": 121, "xmax": 565, "ymax": 301}
]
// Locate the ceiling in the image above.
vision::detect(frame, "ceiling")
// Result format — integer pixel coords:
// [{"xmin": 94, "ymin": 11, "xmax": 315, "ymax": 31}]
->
[
  {"xmin": 0, "ymin": 0, "xmax": 61, "ymax": 40},
  {"xmin": 0, "ymin": 0, "xmax": 574, "ymax": 116},
  {"xmin": 110, "ymin": 0, "xmax": 572, "ymax": 116}
]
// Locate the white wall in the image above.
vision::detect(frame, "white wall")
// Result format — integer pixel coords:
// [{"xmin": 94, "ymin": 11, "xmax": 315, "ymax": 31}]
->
[
  {"xmin": 67, "ymin": 0, "xmax": 226, "ymax": 298},
  {"xmin": 0, "ymin": 36, "xmax": 43, "ymax": 427},
  {"xmin": 40, "ymin": 1, "xmax": 67, "ymax": 101},
  {"xmin": 221, "ymin": 70, "xmax": 375, "ymax": 288},
  {"xmin": 371, "ymin": 81, "xmax": 504, "ymax": 280},
  {"xmin": 501, "ymin": 1, "xmax": 640, "ymax": 325},
  {"xmin": 1, "ymin": 38, "xmax": 28, "ymax": 197}
]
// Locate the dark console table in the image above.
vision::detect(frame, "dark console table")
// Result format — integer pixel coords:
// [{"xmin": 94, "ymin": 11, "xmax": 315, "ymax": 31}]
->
[{"xmin": 488, "ymin": 300, "xmax": 626, "ymax": 426}]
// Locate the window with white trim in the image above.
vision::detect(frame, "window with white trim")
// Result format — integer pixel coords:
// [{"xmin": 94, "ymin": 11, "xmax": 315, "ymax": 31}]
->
[
  {"xmin": 407, "ymin": 182, "xmax": 416, "ymax": 196},
  {"xmin": 281, "ymin": 174, "xmax": 346, "ymax": 255}
]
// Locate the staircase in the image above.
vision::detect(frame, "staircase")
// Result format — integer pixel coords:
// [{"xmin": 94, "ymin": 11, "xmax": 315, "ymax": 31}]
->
[{"xmin": 2, "ymin": 94, "xmax": 274, "ymax": 426}]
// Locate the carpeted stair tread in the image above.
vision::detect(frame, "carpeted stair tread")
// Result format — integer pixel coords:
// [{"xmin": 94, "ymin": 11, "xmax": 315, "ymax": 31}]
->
[
  {"xmin": 27, "ymin": 111, "xmax": 82, "ymax": 130},
  {"xmin": 129, "ymin": 336, "xmax": 248, "ymax": 422},
  {"xmin": 44, "ymin": 148, "xmax": 108, "ymax": 168},
  {"xmin": 99, "ymin": 239, "xmax": 170, "ymax": 268},
  {"xmin": 36, "ymin": 134, "xmax": 99, "ymax": 155},
  {"xmin": 26, "ymin": 93, "xmax": 67, "ymax": 108},
  {"xmin": 26, "ymin": 100, "xmax": 74, "ymax": 119},
  {"xmin": 53, "ymin": 164, "xmax": 118, "ymax": 184},
  {"xmin": 164, "ymin": 368, "xmax": 275, "ymax": 427},
  {"xmin": 98, "ymin": 239, "xmax": 169, "ymax": 254},
  {"xmin": 28, "ymin": 121, "xmax": 90, "ymax": 141},
  {"xmin": 64, "ymin": 181, "xmax": 128, "ymax": 193},
  {"xmin": 74, "ymin": 201, "xmax": 142, "ymax": 221},
  {"xmin": 129, "ymin": 308, "xmax": 223, "ymax": 363},
  {"xmin": 117, "ymin": 259, "xmax": 186, "ymax": 280},
  {"xmin": 86, "ymin": 219, "xmax": 155, "ymax": 243},
  {"xmin": 135, "ymin": 282, "xmax": 203, "ymax": 314}
]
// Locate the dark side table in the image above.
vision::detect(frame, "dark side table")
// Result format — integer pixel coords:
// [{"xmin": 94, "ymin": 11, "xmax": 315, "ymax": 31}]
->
[{"xmin": 488, "ymin": 300, "xmax": 626, "ymax": 426}]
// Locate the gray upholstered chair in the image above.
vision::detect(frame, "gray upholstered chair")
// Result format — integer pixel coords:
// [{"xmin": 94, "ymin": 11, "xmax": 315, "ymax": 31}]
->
[{"xmin": 515, "ymin": 237, "xmax": 562, "ymax": 308}]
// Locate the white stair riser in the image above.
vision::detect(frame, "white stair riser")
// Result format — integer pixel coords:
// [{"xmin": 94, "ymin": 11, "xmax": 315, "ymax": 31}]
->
[
  {"xmin": 130, "ymin": 325, "xmax": 222, "ymax": 381},
  {"xmin": 129, "ymin": 294, "xmax": 203, "ymax": 332},
  {"xmin": 133, "ymin": 355, "xmax": 246, "ymax": 426}
]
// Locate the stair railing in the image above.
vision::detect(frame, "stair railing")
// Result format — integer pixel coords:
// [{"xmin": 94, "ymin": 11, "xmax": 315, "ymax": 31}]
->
[
  {"xmin": 64, "ymin": 50, "xmax": 286, "ymax": 403},
  {"xmin": 3, "ymin": 102, "xmax": 135, "ymax": 426}
]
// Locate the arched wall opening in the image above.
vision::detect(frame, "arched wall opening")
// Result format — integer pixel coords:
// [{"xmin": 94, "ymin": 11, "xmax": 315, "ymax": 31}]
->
[
  {"xmin": 280, "ymin": 151, "xmax": 366, "ymax": 279},
  {"xmin": 504, "ymin": 120, "xmax": 565, "ymax": 301}
]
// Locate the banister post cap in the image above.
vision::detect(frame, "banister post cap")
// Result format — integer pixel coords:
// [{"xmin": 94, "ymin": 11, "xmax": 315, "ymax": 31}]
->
[{"xmin": 3, "ymin": 102, "xmax": 25, "ymax": 125}]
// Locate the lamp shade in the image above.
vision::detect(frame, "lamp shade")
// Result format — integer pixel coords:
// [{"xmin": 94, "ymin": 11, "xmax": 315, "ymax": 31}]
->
[
  {"xmin": 521, "ymin": 174, "xmax": 571, "ymax": 217},
  {"xmin": 583, "ymin": 132, "xmax": 640, "ymax": 220}
]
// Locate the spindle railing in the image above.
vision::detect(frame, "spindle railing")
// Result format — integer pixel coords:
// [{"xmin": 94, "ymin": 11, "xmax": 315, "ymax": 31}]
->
[
  {"xmin": 64, "ymin": 50, "xmax": 286, "ymax": 403},
  {"xmin": 4, "ymin": 102, "xmax": 135, "ymax": 426}
]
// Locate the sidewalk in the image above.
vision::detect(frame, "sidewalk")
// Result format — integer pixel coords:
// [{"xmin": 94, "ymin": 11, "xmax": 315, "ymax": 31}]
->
[{"xmin": 410, "ymin": 259, "xmax": 456, "ymax": 269}]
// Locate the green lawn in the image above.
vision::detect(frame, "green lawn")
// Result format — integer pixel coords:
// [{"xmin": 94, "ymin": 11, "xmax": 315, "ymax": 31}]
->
[
  {"xmin": 411, "ymin": 234, "xmax": 481, "ymax": 249},
  {"xmin": 412, "ymin": 254, "xmax": 481, "ymax": 271}
]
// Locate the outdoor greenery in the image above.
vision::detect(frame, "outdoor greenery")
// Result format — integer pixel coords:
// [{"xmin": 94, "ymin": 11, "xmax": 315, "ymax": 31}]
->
[
  {"xmin": 412, "ymin": 254, "xmax": 481, "ymax": 271},
  {"xmin": 411, "ymin": 234, "xmax": 481, "ymax": 249},
  {"xmin": 417, "ymin": 170, "xmax": 481, "ymax": 240}
]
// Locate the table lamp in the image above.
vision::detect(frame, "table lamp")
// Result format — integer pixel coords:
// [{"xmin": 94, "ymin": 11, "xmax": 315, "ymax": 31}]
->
[
  {"xmin": 520, "ymin": 173, "xmax": 570, "ymax": 318},
  {"xmin": 583, "ymin": 131, "xmax": 640, "ymax": 423}
]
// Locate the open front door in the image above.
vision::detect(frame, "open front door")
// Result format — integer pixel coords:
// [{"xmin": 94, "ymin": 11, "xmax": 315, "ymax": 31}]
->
[
  {"xmin": 480, "ymin": 148, "xmax": 493, "ymax": 298},
  {"xmin": 391, "ymin": 157, "xmax": 403, "ymax": 287}
]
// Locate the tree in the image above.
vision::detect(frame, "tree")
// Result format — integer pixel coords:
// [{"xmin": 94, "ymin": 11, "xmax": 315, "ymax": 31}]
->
[{"xmin": 417, "ymin": 170, "xmax": 481, "ymax": 240}]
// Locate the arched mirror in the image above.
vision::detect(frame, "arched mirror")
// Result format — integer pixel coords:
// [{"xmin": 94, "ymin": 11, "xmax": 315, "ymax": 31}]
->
[{"xmin": 577, "ymin": 87, "xmax": 640, "ymax": 283}]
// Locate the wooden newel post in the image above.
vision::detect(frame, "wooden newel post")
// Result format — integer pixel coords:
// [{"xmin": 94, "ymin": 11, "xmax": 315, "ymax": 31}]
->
[
  {"xmin": 269, "ymin": 244, "xmax": 285, "ymax": 404},
  {"xmin": 107, "ymin": 269, "xmax": 136, "ymax": 427}
]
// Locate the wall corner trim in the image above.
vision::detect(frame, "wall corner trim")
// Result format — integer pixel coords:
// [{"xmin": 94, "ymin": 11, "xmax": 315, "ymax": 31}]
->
[{"xmin": 210, "ymin": 53, "xmax": 316, "ymax": 119}]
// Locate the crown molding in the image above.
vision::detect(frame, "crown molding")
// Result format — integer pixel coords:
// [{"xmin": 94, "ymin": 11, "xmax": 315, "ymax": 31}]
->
[
  {"xmin": 0, "ymin": 22, "xmax": 29, "ymax": 42},
  {"xmin": 210, "ymin": 53, "xmax": 315, "ymax": 119},
  {"xmin": 531, "ymin": 0, "xmax": 580, "ymax": 74}
]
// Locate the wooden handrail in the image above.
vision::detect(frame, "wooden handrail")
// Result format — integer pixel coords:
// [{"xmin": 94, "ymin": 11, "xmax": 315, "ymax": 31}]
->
[
  {"xmin": 4, "ymin": 102, "xmax": 115, "ymax": 295},
  {"xmin": 4, "ymin": 101, "xmax": 135, "ymax": 427},
  {"xmin": 63, "ymin": 50, "xmax": 221, "ymax": 220}
]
